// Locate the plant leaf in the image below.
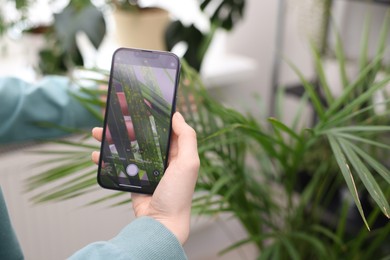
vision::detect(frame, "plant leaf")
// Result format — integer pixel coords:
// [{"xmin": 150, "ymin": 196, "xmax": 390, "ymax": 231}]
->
[
  {"xmin": 340, "ymin": 139, "xmax": 390, "ymax": 218},
  {"xmin": 327, "ymin": 135, "xmax": 369, "ymax": 229},
  {"xmin": 291, "ymin": 92, "xmax": 309, "ymax": 132},
  {"xmin": 325, "ymin": 53, "xmax": 386, "ymax": 118},
  {"xmin": 359, "ymin": 15, "xmax": 371, "ymax": 71},
  {"xmin": 350, "ymin": 144, "xmax": 390, "ymax": 184},
  {"xmin": 333, "ymin": 19, "xmax": 349, "ymax": 88},
  {"xmin": 268, "ymin": 117, "xmax": 302, "ymax": 141},
  {"xmin": 286, "ymin": 59, "xmax": 325, "ymax": 119},
  {"xmin": 323, "ymin": 125, "xmax": 390, "ymax": 134},
  {"xmin": 311, "ymin": 225, "xmax": 344, "ymax": 248},
  {"xmin": 289, "ymin": 231, "xmax": 327, "ymax": 258},
  {"xmin": 280, "ymin": 237, "xmax": 300, "ymax": 260},
  {"xmin": 333, "ymin": 132, "xmax": 390, "ymax": 150},
  {"xmin": 325, "ymin": 75, "xmax": 390, "ymax": 126},
  {"xmin": 311, "ymin": 41, "xmax": 334, "ymax": 104}
]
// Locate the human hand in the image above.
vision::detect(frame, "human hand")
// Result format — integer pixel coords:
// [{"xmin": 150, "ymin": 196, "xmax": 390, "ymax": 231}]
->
[{"xmin": 91, "ymin": 112, "xmax": 199, "ymax": 244}]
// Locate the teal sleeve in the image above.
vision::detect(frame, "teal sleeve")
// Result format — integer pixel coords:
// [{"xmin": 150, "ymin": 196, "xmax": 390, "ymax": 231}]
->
[
  {"xmin": 0, "ymin": 188, "xmax": 24, "ymax": 260},
  {"xmin": 0, "ymin": 76, "xmax": 101, "ymax": 144},
  {"xmin": 68, "ymin": 217, "xmax": 187, "ymax": 260}
]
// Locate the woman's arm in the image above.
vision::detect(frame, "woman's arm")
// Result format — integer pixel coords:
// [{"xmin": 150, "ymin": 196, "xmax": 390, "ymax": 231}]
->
[
  {"xmin": 68, "ymin": 217, "xmax": 187, "ymax": 260},
  {"xmin": 0, "ymin": 76, "xmax": 100, "ymax": 144}
]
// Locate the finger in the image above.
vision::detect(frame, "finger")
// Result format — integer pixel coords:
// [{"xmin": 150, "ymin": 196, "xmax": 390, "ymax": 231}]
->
[
  {"xmin": 172, "ymin": 112, "xmax": 198, "ymax": 160},
  {"xmin": 168, "ymin": 133, "xmax": 179, "ymax": 160},
  {"xmin": 92, "ymin": 127, "xmax": 103, "ymax": 142},
  {"xmin": 91, "ymin": 151, "xmax": 100, "ymax": 164}
]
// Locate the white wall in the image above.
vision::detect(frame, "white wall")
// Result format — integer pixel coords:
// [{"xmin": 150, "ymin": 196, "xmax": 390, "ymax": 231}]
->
[
  {"xmin": 205, "ymin": 0, "xmax": 318, "ymax": 122},
  {"xmin": 208, "ymin": 0, "xmax": 389, "ymax": 121},
  {"xmin": 208, "ymin": 0, "xmax": 280, "ymax": 118}
]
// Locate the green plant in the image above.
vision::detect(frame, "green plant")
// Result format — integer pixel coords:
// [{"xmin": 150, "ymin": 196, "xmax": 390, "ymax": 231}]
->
[
  {"xmin": 165, "ymin": 0, "xmax": 246, "ymax": 71},
  {"xmin": 179, "ymin": 12, "xmax": 390, "ymax": 258},
  {"xmin": 180, "ymin": 59, "xmax": 390, "ymax": 258},
  {"xmin": 26, "ymin": 11, "xmax": 390, "ymax": 259},
  {"xmin": 39, "ymin": 1, "xmax": 106, "ymax": 74},
  {"xmin": 108, "ymin": 0, "xmax": 141, "ymax": 11},
  {"xmin": 0, "ymin": 0, "xmax": 106, "ymax": 74}
]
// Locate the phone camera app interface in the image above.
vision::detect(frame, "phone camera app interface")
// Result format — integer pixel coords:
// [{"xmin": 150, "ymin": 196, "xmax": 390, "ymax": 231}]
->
[{"xmin": 99, "ymin": 49, "xmax": 178, "ymax": 192}]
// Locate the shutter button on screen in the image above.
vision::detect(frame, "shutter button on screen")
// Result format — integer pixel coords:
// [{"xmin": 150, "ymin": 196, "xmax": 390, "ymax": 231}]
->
[{"xmin": 126, "ymin": 164, "xmax": 139, "ymax": 177}]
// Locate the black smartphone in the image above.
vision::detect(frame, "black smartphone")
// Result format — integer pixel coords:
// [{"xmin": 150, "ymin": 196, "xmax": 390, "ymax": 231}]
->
[{"xmin": 97, "ymin": 48, "xmax": 180, "ymax": 194}]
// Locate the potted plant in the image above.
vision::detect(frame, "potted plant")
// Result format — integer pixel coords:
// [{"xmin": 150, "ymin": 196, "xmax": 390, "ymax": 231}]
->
[
  {"xmin": 165, "ymin": 0, "xmax": 246, "ymax": 71},
  {"xmin": 0, "ymin": 0, "xmax": 106, "ymax": 74},
  {"xmin": 109, "ymin": 0, "xmax": 247, "ymax": 68},
  {"xmin": 108, "ymin": 0, "xmax": 170, "ymax": 50}
]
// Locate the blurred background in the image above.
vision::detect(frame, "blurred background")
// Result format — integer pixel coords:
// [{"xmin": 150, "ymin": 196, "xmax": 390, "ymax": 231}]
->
[{"xmin": 0, "ymin": 0, "xmax": 389, "ymax": 259}]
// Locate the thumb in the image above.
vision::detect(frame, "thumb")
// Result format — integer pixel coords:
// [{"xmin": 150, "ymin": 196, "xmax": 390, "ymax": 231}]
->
[{"xmin": 172, "ymin": 112, "xmax": 198, "ymax": 160}]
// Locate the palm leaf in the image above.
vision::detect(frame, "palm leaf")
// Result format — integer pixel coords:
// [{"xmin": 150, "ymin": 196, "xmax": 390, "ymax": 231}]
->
[
  {"xmin": 332, "ymin": 19, "xmax": 349, "ymax": 88},
  {"xmin": 350, "ymin": 144, "xmax": 390, "ymax": 184},
  {"xmin": 339, "ymin": 139, "xmax": 390, "ymax": 218},
  {"xmin": 289, "ymin": 231, "xmax": 327, "ymax": 258},
  {"xmin": 358, "ymin": 14, "xmax": 370, "ymax": 72},
  {"xmin": 286, "ymin": 59, "xmax": 325, "ymax": 119},
  {"xmin": 324, "ymin": 75, "xmax": 390, "ymax": 127},
  {"xmin": 311, "ymin": 41, "xmax": 334, "ymax": 104},
  {"xmin": 327, "ymin": 135, "xmax": 369, "ymax": 229},
  {"xmin": 324, "ymin": 54, "xmax": 386, "ymax": 119},
  {"xmin": 280, "ymin": 237, "xmax": 300, "ymax": 260}
]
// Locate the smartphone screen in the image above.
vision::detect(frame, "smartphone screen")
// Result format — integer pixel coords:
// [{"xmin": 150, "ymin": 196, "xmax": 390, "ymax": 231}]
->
[{"xmin": 97, "ymin": 48, "xmax": 180, "ymax": 194}]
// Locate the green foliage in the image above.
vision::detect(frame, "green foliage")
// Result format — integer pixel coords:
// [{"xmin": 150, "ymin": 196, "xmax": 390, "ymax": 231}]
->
[
  {"xmin": 0, "ymin": 1, "xmax": 106, "ymax": 75},
  {"xmin": 26, "ymin": 10, "xmax": 390, "ymax": 259},
  {"xmin": 177, "ymin": 11, "xmax": 390, "ymax": 258},
  {"xmin": 165, "ymin": 0, "xmax": 246, "ymax": 71},
  {"xmin": 38, "ymin": 1, "xmax": 106, "ymax": 74},
  {"xmin": 108, "ymin": 0, "xmax": 140, "ymax": 11},
  {"xmin": 178, "ymin": 55, "xmax": 390, "ymax": 257}
]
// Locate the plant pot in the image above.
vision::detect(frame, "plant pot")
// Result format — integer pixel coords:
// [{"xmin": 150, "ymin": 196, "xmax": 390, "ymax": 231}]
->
[
  {"xmin": 0, "ymin": 30, "xmax": 46, "ymax": 79},
  {"xmin": 113, "ymin": 8, "xmax": 170, "ymax": 51}
]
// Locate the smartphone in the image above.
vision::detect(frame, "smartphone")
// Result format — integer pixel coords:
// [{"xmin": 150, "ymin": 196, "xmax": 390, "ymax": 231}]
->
[{"xmin": 97, "ymin": 48, "xmax": 180, "ymax": 194}]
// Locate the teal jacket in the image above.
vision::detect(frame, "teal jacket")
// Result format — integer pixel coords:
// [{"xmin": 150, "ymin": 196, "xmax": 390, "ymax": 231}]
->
[
  {"xmin": 0, "ymin": 189, "xmax": 23, "ymax": 260},
  {"xmin": 0, "ymin": 76, "xmax": 100, "ymax": 144},
  {"xmin": 0, "ymin": 188, "xmax": 187, "ymax": 259}
]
